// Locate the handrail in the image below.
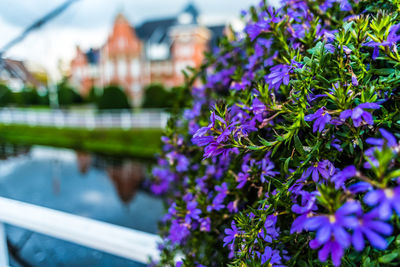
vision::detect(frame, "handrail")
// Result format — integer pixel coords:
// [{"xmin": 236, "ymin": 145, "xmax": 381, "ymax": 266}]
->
[
  {"xmin": 0, "ymin": 197, "xmax": 160, "ymax": 265},
  {"xmin": 0, "ymin": 108, "xmax": 169, "ymax": 129}
]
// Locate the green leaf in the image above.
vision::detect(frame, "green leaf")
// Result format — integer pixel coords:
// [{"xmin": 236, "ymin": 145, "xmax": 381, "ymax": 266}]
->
[
  {"xmin": 284, "ymin": 157, "xmax": 290, "ymax": 174},
  {"xmin": 379, "ymin": 252, "xmax": 398, "ymax": 263},
  {"xmin": 386, "ymin": 169, "xmax": 400, "ymax": 180},
  {"xmin": 259, "ymin": 136, "xmax": 274, "ymax": 147},
  {"xmin": 294, "ymin": 136, "xmax": 306, "ymax": 156},
  {"xmin": 247, "ymin": 146, "xmax": 262, "ymax": 151}
]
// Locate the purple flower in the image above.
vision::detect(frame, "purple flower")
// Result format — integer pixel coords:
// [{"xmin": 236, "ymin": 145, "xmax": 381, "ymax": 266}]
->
[
  {"xmin": 364, "ymin": 186, "xmax": 400, "ymax": 220},
  {"xmin": 309, "ymin": 239, "xmax": 344, "ymax": 267},
  {"xmin": 169, "ymin": 220, "xmax": 190, "ymax": 245},
  {"xmin": 265, "ymin": 64, "xmax": 291, "ymax": 90},
  {"xmin": 260, "ymin": 155, "xmax": 278, "ymax": 183},
  {"xmin": 366, "ymin": 128, "xmax": 397, "ymax": 148},
  {"xmin": 292, "ymin": 190, "xmax": 319, "ymax": 214},
  {"xmin": 291, "ymin": 213, "xmax": 313, "ymax": 234},
  {"xmin": 199, "ymin": 217, "xmax": 211, "ymax": 232},
  {"xmin": 260, "ymin": 247, "xmax": 282, "ymax": 265},
  {"xmin": 331, "ymin": 137, "xmax": 343, "ymax": 152},
  {"xmin": 305, "ymin": 201, "xmax": 360, "ymax": 247},
  {"xmin": 364, "ymin": 129, "xmax": 398, "ymax": 169},
  {"xmin": 304, "ymin": 107, "xmax": 332, "ymax": 133},
  {"xmin": 340, "ymin": 103, "xmax": 380, "ymax": 127},
  {"xmin": 237, "ymin": 172, "xmax": 249, "ymax": 189},
  {"xmin": 364, "ymin": 24, "xmax": 400, "ymax": 59},
  {"xmin": 302, "ymin": 160, "xmax": 335, "ymax": 182},
  {"xmin": 223, "ymin": 222, "xmax": 240, "ymax": 247},
  {"xmin": 185, "ymin": 202, "xmax": 202, "ymax": 224},
  {"xmin": 339, "ymin": 0, "xmax": 352, "ymax": 11},
  {"xmin": 258, "ymin": 215, "xmax": 279, "ymax": 242},
  {"xmin": 348, "ymin": 182, "xmax": 373, "ymax": 194},
  {"xmin": 352, "ymin": 209, "xmax": 392, "ymax": 251},
  {"xmin": 351, "ymin": 73, "xmax": 358, "ymax": 86},
  {"xmin": 305, "ymin": 202, "xmax": 361, "ymax": 266},
  {"xmin": 176, "ymin": 154, "xmax": 189, "ymax": 172},
  {"xmin": 364, "ymin": 24, "xmax": 400, "ymax": 48},
  {"xmin": 330, "ymin": 165, "xmax": 356, "ymax": 189}
]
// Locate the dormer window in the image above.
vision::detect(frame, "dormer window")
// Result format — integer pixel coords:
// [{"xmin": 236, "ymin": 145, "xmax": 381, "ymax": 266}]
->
[{"xmin": 178, "ymin": 12, "xmax": 193, "ymax": 24}]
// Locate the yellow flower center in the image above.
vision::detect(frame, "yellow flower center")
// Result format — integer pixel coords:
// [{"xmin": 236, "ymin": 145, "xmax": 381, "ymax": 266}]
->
[
  {"xmin": 384, "ymin": 189, "xmax": 394, "ymax": 199},
  {"xmin": 329, "ymin": 215, "xmax": 336, "ymax": 223}
]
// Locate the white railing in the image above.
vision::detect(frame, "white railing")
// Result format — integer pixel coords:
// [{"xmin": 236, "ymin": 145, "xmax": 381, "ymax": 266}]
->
[
  {"xmin": 0, "ymin": 197, "xmax": 161, "ymax": 266},
  {"xmin": 0, "ymin": 108, "xmax": 170, "ymax": 129}
]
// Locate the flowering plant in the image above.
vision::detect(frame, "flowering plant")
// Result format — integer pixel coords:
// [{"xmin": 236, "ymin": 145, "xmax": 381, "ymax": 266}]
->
[{"xmin": 151, "ymin": 0, "xmax": 400, "ymax": 266}]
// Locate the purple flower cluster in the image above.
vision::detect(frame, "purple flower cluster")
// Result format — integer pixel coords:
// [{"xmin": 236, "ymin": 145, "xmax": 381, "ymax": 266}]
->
[{"xmin": 151, "ymin": 0, "xmax": 400, "ymax": 266}]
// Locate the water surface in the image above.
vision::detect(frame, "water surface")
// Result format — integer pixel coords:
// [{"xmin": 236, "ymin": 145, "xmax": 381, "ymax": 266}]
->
[{"xmin": 0, "ymin": 145, "xmax": 163, "ymax": 267}]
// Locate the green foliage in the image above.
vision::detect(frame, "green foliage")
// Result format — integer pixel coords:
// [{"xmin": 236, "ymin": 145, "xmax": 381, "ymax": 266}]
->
[
  {"xmin": 13, "ymin": 87, "xmax": 42, "ymax": 106},
  {"xmin": 57, "ymin": 81, "xmax": 83, "ymax": 107},
  {"xmin": 151, "ymin": 0, "xmax": 400, "ymax": 266},
  {"xmin": 0, "ymin": 84, "xmax": 14, "ymax": 106},
  {"xmin": 142, "ymin": 83, "xmax": 182, "ymax": 109},
  {"xmin": 97, "ymin": 85, "xmax": 131, "ymax": 110}
]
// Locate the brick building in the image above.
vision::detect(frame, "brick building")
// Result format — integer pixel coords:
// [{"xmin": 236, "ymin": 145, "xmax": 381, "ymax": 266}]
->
[{"xmin": 69, "ymin": 3, "xmax": 225, "ymax": 107}]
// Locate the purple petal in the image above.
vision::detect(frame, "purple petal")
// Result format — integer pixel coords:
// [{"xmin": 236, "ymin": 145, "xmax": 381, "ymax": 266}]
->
[
  {"xmin": 312, "ymin": 168, "xmax": 319, "ymax": 182},
  {"xmin": 363, "ymin": 228, "xmax": 388, "ymax": 250},
  {"xmin": 379, "ymin": 129, "xmax": 397, "ymax": 147},
  {"xmin": 333, "ymin": 227, "xmax": 350, "ymax": 248},
  {"xmin": 364, "ymin": 190, "xmax": 382, "ymax": 206},
  {"xmin": 340, "ymin": 109, "xmax": 352, "ymax": 120},
  {"xmin": 318, "ymin": 242, "xmax": 331, "ymax": 262},
  {"xmin": 352, "ymin": 228, "xmax": 364, "ymax": 251},
  {"xmin": 351, "ymin": 107, "xmax": 364, "ymax": 120},
  {"xmin": 330, "ymin": 241, "xmax": 344, "ymax": 266},
  {"xmin": 358, "ymin": 103, "xmax": 380, "ymax": 109},
  {"xmin": 316, "ymin": 225, "xmax": 332, "ymax": 244},
  {"xmin": 378, "ymin": 201, "xmax": 392, "ymax": 220},
  {"xmin": 366, "ymin": 138, "xmax": 384, "ymax": 146},
  {"xmin": 362, "ymin": 111, "xmax": 374, "ymax": 125},
  {"xmin": 365, "ymin": 221, "xmax": 392, "ymax": 235},
  {"xmin": 305, "ymin": 216, "xmax": 327, "ymax": 230}
]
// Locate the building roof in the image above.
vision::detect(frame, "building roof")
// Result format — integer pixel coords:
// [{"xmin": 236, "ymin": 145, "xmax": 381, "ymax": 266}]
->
[
  {"xmin": 208, "ymin": 25, "xmax": 226, "ymax": 48},
  {"xmin": 135, "ymin": 2, "xmax": 201, "ymax": 44},
  {"xmin": 85, "ymin": 48, "xmax": 100, "ymax": 65},
  {"xmin": 1, "ymin": 58, "xmax": 44, "ymax": 88},
  {"xmin": 182, "ymin": 2, "xmax": 200, "ymax": 20}
]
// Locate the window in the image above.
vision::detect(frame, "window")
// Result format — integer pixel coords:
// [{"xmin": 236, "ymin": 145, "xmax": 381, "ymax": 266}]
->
[
  {"xmin": 177, "ymin": 46, "xmax": 194, "ymax": 57},
  {"xmin": 131, "ymin": 83, "xmax": 141, "ymax": 93},
  {"xmin": 118, "ymin": 58, "xmax": 127, "ymax": 79},
  {"xmin": 130, "ymin": 59, "xmax": 141, "ymax": 78},
  {"xmin": 175, "ymin": 60, "xmax": 195, "ymax": 75},
  {"xmin": 104, "ymin": 60, "xmax": 114, "ymax": 82}
]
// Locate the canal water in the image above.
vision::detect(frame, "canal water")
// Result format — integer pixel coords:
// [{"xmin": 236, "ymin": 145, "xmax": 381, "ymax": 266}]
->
[{"xmin": 0, "ymin": 144, "xmax": 164, "ymax": 267}]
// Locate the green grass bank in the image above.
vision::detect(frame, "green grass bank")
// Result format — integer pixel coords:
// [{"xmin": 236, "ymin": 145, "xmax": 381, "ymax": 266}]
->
[{"xmin": 0, "ymin": 124, "xmax": 163, "ymax": 159}]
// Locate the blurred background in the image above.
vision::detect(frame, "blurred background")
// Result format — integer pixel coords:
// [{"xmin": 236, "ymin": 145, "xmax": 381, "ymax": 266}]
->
[{"xmin": 0, "ymin": 0, "xmax": 279, "ymax": 266}]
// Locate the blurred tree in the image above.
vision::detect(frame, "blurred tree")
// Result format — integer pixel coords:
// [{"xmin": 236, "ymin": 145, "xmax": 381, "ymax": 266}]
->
[
  {"xmin": 97, "ymin": 85, "xmax": 131, "ymax": 110},
  {"xmin": 86, "ymin": 86, "xmax": 100, "ymax": 104},
  {"xmin": 13, "ymin": 87, "xmax": 41, "ymax": 106},
  {"xmin": 142, "ymin": 83, "xmax": 173, "ymax": 109},
  {"xmin": 57, "ymin": 80, "xmax": 83, "ymax": 107},
  {"xmin": 0, "ymin": 84, "xmax": 14, "ymax": 107}
]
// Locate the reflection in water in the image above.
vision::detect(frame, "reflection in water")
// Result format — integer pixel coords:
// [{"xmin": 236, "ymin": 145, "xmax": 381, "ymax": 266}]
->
[
  {"xmin": 106, "ymin": 160, "xmax": 144, "ymax": 203},
  {"xmin": 0, "ymin": 144, "xmax": 149, "ymax": 204},
  {"xmin": 76, "ymin": 151, "xmax": 92, "ymax": 174},
  {"xmin": 0, "ymin": 143, "xmax": 162, "ymax": 267}
]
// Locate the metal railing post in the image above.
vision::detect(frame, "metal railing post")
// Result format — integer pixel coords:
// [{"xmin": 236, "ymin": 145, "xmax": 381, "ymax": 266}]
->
[{"xmin": 0, "ymin": 222, "xmax": 9, "ymax": 266}]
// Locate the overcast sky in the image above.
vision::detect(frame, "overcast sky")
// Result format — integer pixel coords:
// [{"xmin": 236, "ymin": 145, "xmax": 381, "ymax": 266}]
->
[{"xmin": 0, "ymin": 0, "xmax": 278, "ymax": 79}]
